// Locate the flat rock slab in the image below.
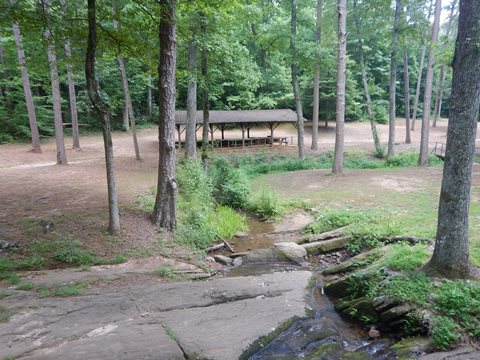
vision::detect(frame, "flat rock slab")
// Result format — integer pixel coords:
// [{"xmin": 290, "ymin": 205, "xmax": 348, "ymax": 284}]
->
[
  {"xmin": 0, "ymin": 271, "xmax": 312, "ymax": 360},
  {"xmin": 19, "ymin": 256, "xmax": 206, "ymax": 287}
]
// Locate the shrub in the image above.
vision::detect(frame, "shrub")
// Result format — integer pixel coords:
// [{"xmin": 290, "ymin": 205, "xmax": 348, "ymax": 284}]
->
[
  {"xmin": 210, "ymin": 157, "xmax": 250, "ymax": 208},
  {"xmin": 210, "ymin": 206, "xmax": 247, "ymax": 239},
  {"xmin": 248, "ymin": 188, "xmax": 282, "ymax": 220}
]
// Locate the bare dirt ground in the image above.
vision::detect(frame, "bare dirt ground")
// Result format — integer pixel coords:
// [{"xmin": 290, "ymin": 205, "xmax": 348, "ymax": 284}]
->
[{"xmin": 0, "ymin": 118, "xmax": 469, "ymax": 259}]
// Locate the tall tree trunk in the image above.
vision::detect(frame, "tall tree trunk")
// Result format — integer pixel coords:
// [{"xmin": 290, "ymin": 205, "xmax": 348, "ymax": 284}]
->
[
  {"xmin": 432, "ymin": 0, "xmax": 457, "ymax": 128},
  {"xmin": 424, "ymin": 0, "xmax": 480, "ymax": 279},
  {"xmin": 311, "ymin": 0, "xmax": 322, "ymax": 151},
  {"xmin": 200, "ymin": 13, "xmax": 209, "ymax": 171},
  {"xmin": 60, "ymin": 0, "xmax": 80, "ymax": 150},
  {"xmin": 411, "ymin": 46, "xmax": 426, "ymax": 131},
  {"xmin": 113, "ymin": 5, "xmax": 141, "ymax": 160},
  {"xmin": 185, "ymin": 37, "xmax": 197, "ymax": 159},
  {"xmin": 0, "ymin": 39, "xmax": 6, "ymax": 99},
  {"xmin": 12, "ymin": 22, "xmax": 41, "ymax": 153},
  {"xmin": 353, "ymin": 0, "xmax": 382, "ymax": 157},
  {"xmin": 333, "ymin": 0, "xmax": 346, "ymax": 174},
  {"xmin": 43, "ymin": 0, "xmax": 68, "ymax": 165},
  {"xmin": 291, "ymin": 0, "xmax": 304, "ymax": 159},
  {"xmin": 153, "ymin": 0, "xmax": 177, "ymax": 230},
  {"xmin": 147, "ymin": 74, "xmax": 152, "ymax": 121},
  {"xmin": 403, "ymin": 50, "xmax": 412, "ymax": 143},
  {"xmin": 419, "ymin": 0, "xmax": 442, "ymax": 166},
  {"xmin": 432, "ymin": 65, "xmax": 446, "ymax": 127},
  {"xmin": 387, "ymin": 0, "xmax": 402, "ymax": 159},
  {"xmin": 86, "ymin": 0, "xmax": 120, "ymax": 235}
]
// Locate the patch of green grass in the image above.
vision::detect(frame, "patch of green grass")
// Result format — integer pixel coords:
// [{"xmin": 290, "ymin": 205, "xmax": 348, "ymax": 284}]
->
[
  {"xmin": 210, "ymin": 205, "xmax": 247, "ymax": 239},
  {"xmin": 430, "ymin": 316, "xmax": 461, "ymax": 350},
  {"xmin": 162, "ymin": 324, "xmax": 177, "ymax": 340},
  {"xmin": 381, "ymin": 243, "xmax": 430, "ymax": 271},
  {"xmin": 0, "ymin": 305, "xmax": 12, "ymax": 323},
  {"xmin": 37, "ymin": 282, "xmax": 88, "ymax": 298},
  {"xmin": 0, "ymin": 290, "xmax": 12, "ymax": 299},
  {"xmin": 15, "ymin": 283, "xmax": 33, "ymax": 291},
  {"xmin": 154, "ymin": 265, "xmax": 177, "ymax": 280},
  {"xmin": 0, "ymin": 272, "xmax": 21, "ymax": 285},
  {"xmin": 380, "ymin": 273, "xmax": 433, "ymax": 305},
  {"xmin": 304, "ymin": 209, "xmax": 369, "ymax": 235}
]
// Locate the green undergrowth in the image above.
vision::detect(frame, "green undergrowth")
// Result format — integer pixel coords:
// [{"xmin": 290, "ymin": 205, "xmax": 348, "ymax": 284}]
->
[
  {"xmin": 0, "ymin": 238, "xmax": 127, "ymax": 285},
  {"xmin": 227, "ymin": 150, "xmax": 442, "ymax": 177},
  {"xmin": 37, "ymin": 281, "xmax": 90, "ymax": 298},
  {"xmin": 341, "ymin": 244, "xmax": 480, "ymax": 351}
]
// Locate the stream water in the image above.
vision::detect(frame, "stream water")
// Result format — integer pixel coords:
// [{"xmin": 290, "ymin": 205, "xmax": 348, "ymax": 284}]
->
[{"xmin": 226, "ymin": 217, "xmax": 397, "ymax": 359}]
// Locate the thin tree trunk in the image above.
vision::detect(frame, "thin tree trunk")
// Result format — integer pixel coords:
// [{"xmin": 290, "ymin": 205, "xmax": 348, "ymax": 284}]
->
[
  {"xmin": 113, "ymin": 5, "xmax": 141, "ymax": 160},
  {"xmin": 432, "ymin": 0, "xmax": 457, "ymax": 128},
  {"xmin": 200, "ymin": 13, "xmax": 209, "ymax": 171},
  {"xmin": 86, "ymin": 0, "xmax": 120, "ymax": 235},
  {"xmin": 432, "ymin": 65, "xmax": 446, "ymax": 127},
  {"xmin": 311, "ymin": 0, "xmax": 322, "ymax": 151},
  {"xmin": 0, "ymin": 40, "xmax": 6, "ymax": 99},
  {"xmin": 147, "ymin": 74, "xmax": 152, "ymax": 120},
  {"xmin": 419, "ymin": 0, "xmax": 442, "ymax": 166},
  {"xmin": 185, "ymin": 37, "xmax": 197, "ymax": 159},
  {"xmin": 12, "ymin": 22, "xmax": 41, "ymax": 153},
  {"xmin": 60, "ymin": 0, "xmax": 80, "ymax": 150},
  {"xmin": 291, "ymin": 0, "xmax": 304, "ymax": 160},
  {"xmin": 424, "ymin": 0, "xmax": 480, "ymax": 279},
  {"xmin": 403, "ymin": 50, "xmax": 411, "ymax": 143},
  {"xmin": 411, "ymin": 45, "xmax": 426, "ymax": 131},
  {"xmin": 153, "ymin": 0, "xmax": 177, "ymax": 230},
  {"xmin": 387, "ymin": 0, "xmax": 402, "ymax": 159},
  {"xmin": 353, "ymin": 0, "xmax": 382, "ymax": 157},
  {"xmin": 333, "ymin": 0, "xmax": 346, "ymax": 174},
  {"xmin": 43, "ymin": 0, "xmax": 67, "ymax": 165}
]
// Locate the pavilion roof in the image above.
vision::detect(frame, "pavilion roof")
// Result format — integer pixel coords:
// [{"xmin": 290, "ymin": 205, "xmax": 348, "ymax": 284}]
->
[{"xmin": 175, "ymin": 109, "xmax": 305, "ymax": 125}]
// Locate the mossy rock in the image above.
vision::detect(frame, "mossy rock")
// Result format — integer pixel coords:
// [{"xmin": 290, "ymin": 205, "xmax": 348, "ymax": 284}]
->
[
  {"xmin": 340, "ymin": 350, "xmax": 374, "ymax": 360},
  {"xmin": 304, "ymin": 342, "xmax": 344, "ymax": 359},
  {"xmin": 391, "ymin": 336, "xmax": 432, "ymax": 359},
  {"xmin": 335, "ymin": 297, "xmax": 379, "ymax": 324},
  {"xmin": 324, "ymin": 278, "xmax": 351, "ymax": 298}
]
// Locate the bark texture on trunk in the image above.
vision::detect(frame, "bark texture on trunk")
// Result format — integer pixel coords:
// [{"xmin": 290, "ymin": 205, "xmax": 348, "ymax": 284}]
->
[
  {"xmin": 60, "ymin": 0, "xmax": 80, "ymax": 150},
  {"xmin": 86, "ymin": 0, "xmax": 120, "ymax": 235},
  {"xmin": 419, "ymin": 0, "xmax": 442, "ymax": 166},
  {"xmin": 184, "ymin": 37, "xmax": 197, "ymax": 159},
  {"xmin": 425, "ymin": 0, "xmax": 480, "ymax": 278},
  {"xmin": 387, "ymin": 0, "xmax": 402, "ymax": 159},
  {"xmin": 12, "ymin": 22, "xmax": 42, "ymax": 153},
  {"xmin": 333, "ymin": 0, "xmax": 346, "ymax": 174},
  {"xmin": 291, "ymin": 0, "xmax": 304, "ymax": 159},
  {"xmin": 403, "ymin": 50, "xmax": 411, "ymax": 143},
  {"xmin": 411, "ymin": 45, "xmax": 426, "ymax": 131},
  {"xmin": 200, "ymin": 13, "xmax": 209, "ymax": 171},
  {"xmin": 153, "ymin": 0, "xmax": 177, "ymax": 230},
  {"xmin": 113, "ymin": 5, "xmax": 141, "ymax": 160},
  {"xmin": 353, "ymin": 0, "xmax": 382, "ymax": 157},
  {"xmin": 311, "ymin": 0, "xmax": 323, "ymax": 151},
  {"xmin": 0, "ymin": 40, "xmax": 7, "ymax": 100}
]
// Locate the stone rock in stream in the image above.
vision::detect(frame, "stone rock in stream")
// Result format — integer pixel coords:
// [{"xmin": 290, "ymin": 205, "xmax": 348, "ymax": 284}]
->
[
  {"xmin": 380, "ymin": 304, "xmax": 415, "ymax": 324},
  {"xmin": 323, "ymin": 278, "xmax": 351, "ymax": 298},
  {"xmin": 273, "ymin": 242, "xmax": 307, "ymax": 264},
  {"xmin": 232, "ymin": 257, "xmax": 243, "ymax": 267},
  {"xmin": 335, "ymin": 297, "xmax": 379, "ymax": 323},
  {"xmin": 214, "ymin": 255, "xmax": 233, "ymax": 266}
]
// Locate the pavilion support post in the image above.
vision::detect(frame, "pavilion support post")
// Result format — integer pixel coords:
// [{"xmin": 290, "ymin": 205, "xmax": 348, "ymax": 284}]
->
[
  {"xmin": 176, "ymin": 124, "xmax": 182, "ymax": 149},
  {"xmin": 240, "ymin": 124, "xmax": 246, "ymax": 148},
  {"xmin": 221, "ymin": 124, "xmax": 225, "ymax": 140},
  {"xmin": 247, "ymin": 127, "xmax": 250, "ymax": 138}
]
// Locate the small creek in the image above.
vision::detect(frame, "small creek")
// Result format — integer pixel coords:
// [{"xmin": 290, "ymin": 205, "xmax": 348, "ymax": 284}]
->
[{"xmin": 225, "ymin": 216, "xmax": 397, "ymax": 359}]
